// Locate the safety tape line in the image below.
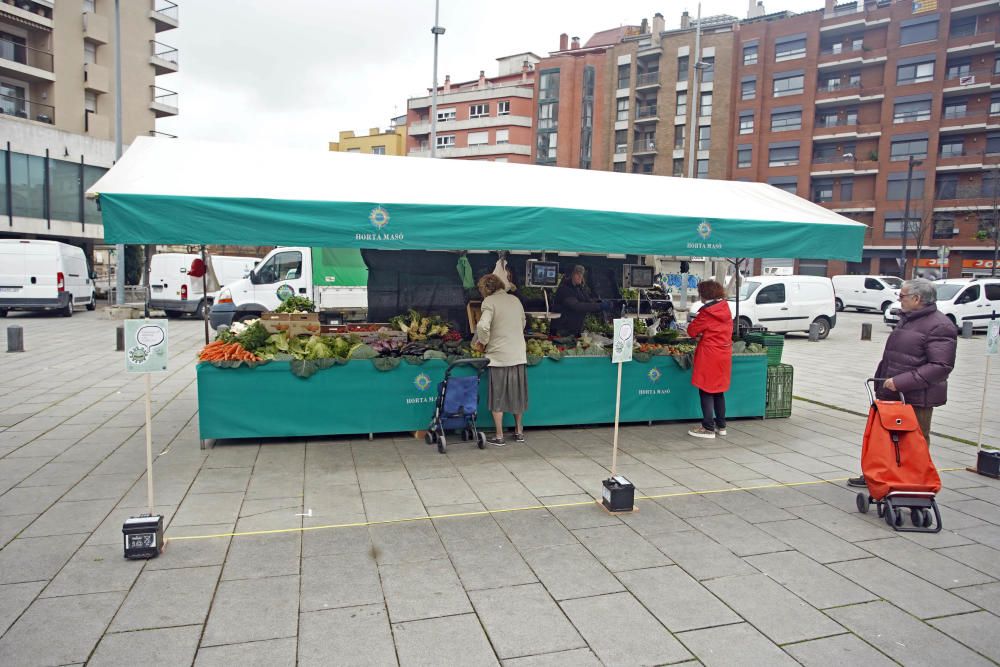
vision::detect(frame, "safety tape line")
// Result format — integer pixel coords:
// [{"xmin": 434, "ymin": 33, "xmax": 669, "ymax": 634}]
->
[{"xmin": 166, "ymin": 467, "xmax": 966, "ymax": 542}]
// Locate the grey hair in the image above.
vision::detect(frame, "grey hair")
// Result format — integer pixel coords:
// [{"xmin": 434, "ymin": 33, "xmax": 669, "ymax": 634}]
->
[{"xmin": 904, "ymin": 278, "xmax": 936, "ymax": 305}]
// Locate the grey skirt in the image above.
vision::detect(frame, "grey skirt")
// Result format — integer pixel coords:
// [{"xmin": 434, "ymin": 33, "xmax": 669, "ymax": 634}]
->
[{"xmin": 488, "ymin": 364, "xmax": 529, "ymax": 414}]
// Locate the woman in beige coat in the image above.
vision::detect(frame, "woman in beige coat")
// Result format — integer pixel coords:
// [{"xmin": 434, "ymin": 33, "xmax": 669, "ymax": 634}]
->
[{"xmin": 474, "ymin": 274, "xmax": 528, "ymax": 446}]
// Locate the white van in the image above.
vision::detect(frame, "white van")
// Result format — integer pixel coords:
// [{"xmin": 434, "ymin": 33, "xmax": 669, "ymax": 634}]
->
[
  {"xmin": 884, "ymin": 278, "xmax": 1000, "ymax": 330},
  {"xmin": 694, "ymin": 275, "xmax": 837, "ymax": 339},
  {"xmin": 0, "ymin": 240, "xmax": 96, "ymax": 317},
  {"xmin": 148, "ymin": 253, "xmax": 257, "ymax": 318},
  {"xmin": 832, "ymin": 275, "xmax": 902, "ymax": 312}
]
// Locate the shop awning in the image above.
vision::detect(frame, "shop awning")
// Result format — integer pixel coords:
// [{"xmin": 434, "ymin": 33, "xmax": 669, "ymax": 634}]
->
[{"xmin": 89, "ymin": 137, "xmax": 865, "ymax": 261}]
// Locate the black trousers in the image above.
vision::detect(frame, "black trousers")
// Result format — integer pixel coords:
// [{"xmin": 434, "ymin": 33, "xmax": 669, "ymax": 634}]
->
[{"xmin": 699, "ymin": 390, "xmax": 726, "ymax": 430}]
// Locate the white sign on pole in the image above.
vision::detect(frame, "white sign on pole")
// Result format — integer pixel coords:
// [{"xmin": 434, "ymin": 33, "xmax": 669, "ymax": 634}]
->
[
  {"xmin": 612, "ymin": 318, "xmax": 634, "ymax": 364},
  {"xmin": 987, "ymin": 319, "xmax": 999, "ymax": 356},
  {"xmin": 124, "ymin": 319, "xmax": 168, "ymax": 372}
]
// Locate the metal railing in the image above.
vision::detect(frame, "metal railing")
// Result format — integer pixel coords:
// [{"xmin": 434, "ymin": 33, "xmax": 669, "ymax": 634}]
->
[
  {"xmin": 149, "ymin": 130, "xmax": 178, "ymax": 138},
  {"xmin": 635, "ymin": 141, "xmax": 656, "ymax": 153},
  {"xmin": 812, "ymin": 154, "xmax": 856, "ymax": 165},
  {"xmin": 815, "ymin": 117, "xmax": 858, "ymax": 129},
  {"xmin": 942, "ymin": 65, "xmax": 1000, "ymax": 85},
  {"xmin": 636, "ymin": 71, "xmax": 660, "ymax": 87},
  {"xmin": 0, "ymin": 37, "xmax": 54, "ymax": 72},
  {"xmin": 153, "ymin": 0, "xmax": 179, "ymax": 21},
  {"xmin": 819, "ymin": 42, "xmax": 864, "ymax": 57},
  {"xmin": 151, "ymin": 85, "xmax": 178, "ymax": 107},
  {"xmin": 0, "ymin": 92, "xmax": 54, "ymax": 123},
  {"xmin": 635, "ymin": 105, "xmax": 658, "ymax": 119},
  {"xmin": 151, "ymin": 40, "xmax": 178, "ymax": 64},
  {"xmin": 819, "ymin": 80, "xmax": 861, "ymax": 93}
]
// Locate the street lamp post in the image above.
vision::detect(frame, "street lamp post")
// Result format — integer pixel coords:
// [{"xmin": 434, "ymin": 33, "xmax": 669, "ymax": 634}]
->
[
  {"xmin": 429, "ymin": 0, "xmax": 445, "ymax": 158},
  {"xmin": 900, "ymin": 155, "xmax": 922, "ymax": 280}
]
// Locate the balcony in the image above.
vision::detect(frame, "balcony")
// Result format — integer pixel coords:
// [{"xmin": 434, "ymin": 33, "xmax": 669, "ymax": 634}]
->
[
  {"xmin": 946, "ymin": 27, "xmax": 998, "ymax": 54},
  {"xmin": 636, "ymin": 71, "xmax": 660, "ymax": 89},
  {"xmin": 0, "ymin": 1, "xmax": 53, "ymax": 29},
  {"xmin": 83, "ymin": 62, "xmax": 109, "ymax": 94},
  {"xmin": 150, "ymin": 85, "xmax": 178, "ymax": 117},
  {"xmin": 150, "ymin": 41, "xmax": 179, "ymax": 75},
  {"xmin": 635, "ymin": 105, "xmax": 658, "ymax": 123},
  {"xmin": 633, "ymin": 141, "xmax": 657, "ymax": 156},
  {"xmin": 0, "ymin": 91, "xmax": 54, "ymax": 124},
  {"xmin": 150, "ymin": 0, "xmax": 179, "ymax": 32},
  {"xmin": 940, "ymin": 108, "xmax": 990, "ymax": 131},
  {"xmin": 84, "ymin": 110, "xmax": 109, "ymax": 140},
  {"xmin": 0, "ymin": 37, "xmax": 55, "ymax": 83},
  {"xmin": 83, "ymin": 11, "xmax": 109, "ymax": 44}
]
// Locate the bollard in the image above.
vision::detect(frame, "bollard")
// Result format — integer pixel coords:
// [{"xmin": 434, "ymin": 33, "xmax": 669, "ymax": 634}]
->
[
  {"xmin": 961, "ymin": 321, "xmax": 974, "ymax": 339},
  {"xmin": 116, "ymin": 325, "xmax": 124, "ymax": 351},
  {"xmin": 7, "ymin": 325, "xmax": 24, "ymax": 353},
  {"xmin": 808, "ymin": 322, "xmax": 821, "ymax": 342},
  {"xmin": 861, "ymin": 323, "xmax": 872, "ymax": 341}
]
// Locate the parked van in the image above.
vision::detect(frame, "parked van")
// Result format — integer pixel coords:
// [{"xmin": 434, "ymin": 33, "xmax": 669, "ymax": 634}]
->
[
  {"xmin": 148, "ymin": 253, "xmax": 257, "ymax": 318},
  {"xmin": 884, "ymin": 278, "xmax": 1000, "ymax": 330},
  {"xmin": 832, "ymin": 275, "xmax": 902, "ymax": 312},
  {"xmin": 209, "ymin": 247, "xmax": 368, "ymax": 329},
  {"xmin": 0, "ymin": 240, "xmax": 96, "ymax": 317},
  {"xmin": 692, "ymin": 275, "xmax": 837, "ymax": 339}
]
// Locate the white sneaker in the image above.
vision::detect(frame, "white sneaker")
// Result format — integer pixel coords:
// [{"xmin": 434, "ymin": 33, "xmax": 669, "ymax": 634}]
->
[
  {"xmin": 716, "ymin": 428, "xmax": 727, "ymax": 436},
  {"xmin": 688, "ymin": 427, "xmax": 716, "ymax": 439}
]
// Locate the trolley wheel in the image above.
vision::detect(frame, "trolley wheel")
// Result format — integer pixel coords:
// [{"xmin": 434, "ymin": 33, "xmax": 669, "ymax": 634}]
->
[
  {"xmin": 910, "ymin": 508, "xmax": 923, "ymax": 526},
  {"xmin": 893, "ymin": 509, "xmax": 904, "ymax": 527},
  {"xmin": 923, "ymin": 509, "xmax": 933, "ymax": 528},
  {"xmin": 461, "ymin": 429, "xmax": 469, "ymax": 441},
  {"xmin": 876, "ymin": 502, "xmax": 886, "ymax": 518},
  {"xmin": 883, "ymin": 499, "xmax": 894, "ymax": 526},
  {"xmin": 477, "ymin": 431, "xmax": 487, "ymax": 449},
  {"xmin": 856, "ymin": 493, "xmax": 869, "ymax": 514},
  {"xmin": 437, "ymin": 434, "xmax": 447, "ymax": 454},
  {"xmin": 425, "ymin": 431, "xmax": 435, "ymax": 445}
]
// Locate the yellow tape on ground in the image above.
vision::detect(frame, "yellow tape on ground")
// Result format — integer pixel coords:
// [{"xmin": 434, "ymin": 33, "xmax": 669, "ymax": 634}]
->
[{"xmin": 166, "ymin": 468, "xmax": 966, "ymax": 543}]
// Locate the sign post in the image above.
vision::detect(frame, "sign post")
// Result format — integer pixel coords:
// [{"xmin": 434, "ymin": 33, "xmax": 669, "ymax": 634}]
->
[
  {"xmin": 122, "ymin": 319, "xmax": 168, "ymax": 558},
  {"xmin": 972, "ymin": 315, "xmax": 1000, "ymax": 479},
  {"xmin": 602, "ymin": 318, "xmax": 636, "ymax": 512}
]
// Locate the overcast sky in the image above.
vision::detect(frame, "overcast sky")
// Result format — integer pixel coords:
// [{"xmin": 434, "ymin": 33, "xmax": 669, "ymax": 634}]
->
[{"xmin": 156, "ymin": 0, "xmax": 815, "ymax": 149}]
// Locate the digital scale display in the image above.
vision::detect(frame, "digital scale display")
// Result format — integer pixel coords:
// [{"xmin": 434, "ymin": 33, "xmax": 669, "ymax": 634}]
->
[{"xmin": 526, "ymin": 260, "xmax": 560, "ymax": 287}]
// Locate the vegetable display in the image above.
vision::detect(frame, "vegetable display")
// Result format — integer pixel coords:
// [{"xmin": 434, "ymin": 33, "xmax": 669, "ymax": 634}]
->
[
  {"xmin": 274, "ymin": 296, "xmax": 316, "ymax": 313},
  {"xmin": 390, "ymin": 310, "xmax": 451, "ymax": 341}
]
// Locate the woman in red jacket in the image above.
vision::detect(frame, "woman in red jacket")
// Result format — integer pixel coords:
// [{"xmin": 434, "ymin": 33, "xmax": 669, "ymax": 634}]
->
[{"xmin": 685, "ymin": 280, "xmax": 733, "ymax": 439}]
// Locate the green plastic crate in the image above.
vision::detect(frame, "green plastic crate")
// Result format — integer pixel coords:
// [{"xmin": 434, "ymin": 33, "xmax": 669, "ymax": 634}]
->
[
  {"xmin": 762, "ymin": 334, "xmax": 784, "ymax": 366},
  {"xmin": 765, "ymin": 363, "xmax": 793, "ymax": 419}
]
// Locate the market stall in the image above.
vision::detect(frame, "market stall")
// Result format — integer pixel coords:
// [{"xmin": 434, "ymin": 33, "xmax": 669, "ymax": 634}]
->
[{"xmin": 89, "ymin": 137, "xmax": 865, "ymax": 444}]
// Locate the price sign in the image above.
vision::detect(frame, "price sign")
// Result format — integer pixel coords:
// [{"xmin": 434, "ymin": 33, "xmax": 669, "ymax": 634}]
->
[
  {"xmin": 612, "ymin": 318, "xmax": 634, "ymax": 364},
  {"xmin": 124, "ymin": 319, "xmax": 168, "ymax": 372}
]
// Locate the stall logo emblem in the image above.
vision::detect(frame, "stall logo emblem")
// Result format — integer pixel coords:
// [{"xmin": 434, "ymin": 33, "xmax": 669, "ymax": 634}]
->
[
  {"xmin": 276, "ymin": 284, "xmax": 295, "ymax": 301},
  {"xmin": 697, "ymin": 220, "xmax": 712, "ymax": 240},
  {"xmin": 647, "ymin": 367, "xmax": 662, "ymax": 383},
  {"xmin": 369, "ymin": 206, "xmax": 390, "ymax": 230},
  {"xmin": 414, "ymin": 373, "xmax": 432, "ymax": 392}
]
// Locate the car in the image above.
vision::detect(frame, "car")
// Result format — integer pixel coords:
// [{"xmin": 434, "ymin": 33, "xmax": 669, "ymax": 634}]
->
[
  {"xmin": 832, "ymin": 275, "xmax": 902, "ymax": 312},
  {"xmin": 884, "ymin": 277, "xmax": 1000, "ymax": 330},
  {"xmin": 147, "ymin": 253, "xmax": 257, "ymax": 318},
  {"xmin": 690, "ymin": 274, "xmax": 837, "ymax": 339},
  {"xmin": 0, "ymin": 239, "xmax": 96, "ymax": 317}
]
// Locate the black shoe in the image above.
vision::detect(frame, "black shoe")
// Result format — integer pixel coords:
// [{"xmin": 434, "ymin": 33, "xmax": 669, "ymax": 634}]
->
[
  {"xmin": 513, "ymin": 433, "xmax": 526, "ymax": 443},
  {"xmin": 847, "ymin": 475, "xmax": 867, "ymax": 488},
  {"xmin": 486, "ymin": 436, "xmax": 507, "ymax": 447}
]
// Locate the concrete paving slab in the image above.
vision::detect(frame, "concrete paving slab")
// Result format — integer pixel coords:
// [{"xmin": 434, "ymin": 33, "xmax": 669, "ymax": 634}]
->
[
  {"xmin": 857, "ymin": 536, "xmax": 996, "ymax": 589},
  {"xmin": 951, "ymin": 582, "xmax": 1000, "ymax": 615},
  {"xmin": 617, "ymin": 565, "xmax": 741, "ymax": 633},
  {"xmin": 89, "ymin": 625, "xmax": 202, "ymax": 667},
  {"xmin": 0, "ymin": 581, "xmax": 45, "ymax": 636},
  {"xmin": 500, "ymin": 648, "xmax": 601, "ymax": 666},
  {"xmin": 298, "ymin": 605, "xmax": 397, "ymax": 667},
  {"xmin": 300, "ymin": 552, "xmax": 383, "ymax": 612},
  {"xmin": 41, "ymin": 543, "xmax": 144, "ymax": 598},
  {"xmin": 783, "ymin": 632, "xmax": 898, "ymax": 667},
  {"xmin": 744, "ymin": 551, "xmax": 879, "ymax": 609},
  {"xmin": 830, "ymin": 557, "xmax": 978, "ymax": 619},
  {"xmin": 393, "ymin": 613, "xmax": 499, "ymax": 667},
  {"xmin": 521, "ymin": 543, "xmax": 623, "ymax": 601},
  {"xmin": 677, "ymin": 622, "xmax": 797, "ymax": 667},
  {"xmin": 0, "ymin": 532, "xmax": 87, "ymax": 584},
  {"xmin": 929, "ymin": 610, "xmax": 1000, "ymax": 663},
  {"xmin": 494, "ymin": 509, "xmax": 576, "ymax": 551},
  {"xmin": 221, "ymin": 532, "xmax": 301, "ymax": 580},
  {"xmin": 194, "ymin": 637, "xmax": 297, "ymax": 667},
  {"xmin": 756, "ymin": 518, "xmax": 871, "ymax": 564},
  {"xmin": 469, "ymin": 584, "xmax": 585, "ymax": 660},
  {"xmin": 571, "ymin": 524, "xmax": 671, "ymax": 572},
  {"xmin": 201, "ymin": 575, "xmax": 299, "ymax": 647},
  {"xmin": 685, "ymin": 513, "xmax": 790, "ymax": 557},
  {"xmin": 379, "ymin": 557, "xmax": 472, "ymax": 623},
  {"xmin": 110, "ymin": 565, "xmax": 221, "ymax": 632},
  {"xmin": 448, "ymin": 540, "xmax": 539, "ymax": 592},
  {"xmin": 369, "ymin": 521, "xmax": 446, "ymax": 565},
  {"xmin": 646, "ymin": 529, "xmax": 757, "ymax": 580}
]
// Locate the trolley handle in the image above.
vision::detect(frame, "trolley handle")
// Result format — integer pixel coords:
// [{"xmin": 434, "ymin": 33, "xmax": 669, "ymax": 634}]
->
[
  {"xmin": 865, "ymin": 377, "xmax": 906, "ymax": 406},
  {"xmin": 445, "ymin": 358, "xmax": 490, "ymax": 378}
]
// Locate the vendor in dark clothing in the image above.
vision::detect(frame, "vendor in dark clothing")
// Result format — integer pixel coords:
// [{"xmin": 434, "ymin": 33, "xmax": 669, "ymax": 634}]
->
[{"xmin": 553, "ymin": 265, "xmax": 608, "ymax": 336}]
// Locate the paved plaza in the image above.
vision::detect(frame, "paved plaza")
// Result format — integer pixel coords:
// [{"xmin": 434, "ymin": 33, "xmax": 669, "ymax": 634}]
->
[{"xmin": 0, "ymin": 309, "xmax": 998, "ymax": 666}]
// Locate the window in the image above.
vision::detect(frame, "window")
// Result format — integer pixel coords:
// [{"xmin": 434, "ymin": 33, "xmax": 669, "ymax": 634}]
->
[
  {"xmin": 986, "ymin": 284, "xmax": 1000, "ymax": 300},
  {"xmin": 346, "ymin": 147, "xmax": 361, "ymax": 153},
  {"xmin": 769, "ymin": 144, "xmax": 799, "ymax": 167},
  {"xmin": 539, "ymin": 69, "xmax": 560, "ymax": 98},
  {"xmin": 677, "ymin": 56, "xmax": 688, "ymax": 82},
  {"xmin": 991, "ymin": 95, "xmax": 1000, "ymax": 116},
  {"xmin": 617, "ymin": 64, "xmax": 630, "ymax": 89},
  {"xmin": 775, "ymin": 37, "xmax": 807, "ymax": 62},
  {"xmin": 945, "ymin": 58, "xmax": 971, "ymax": 80},
  {"xmin": 673, "ymin": 125, "xmax": 684, "ymax": 150},
  {"xmin": 676, "ymin": 91, "xmax": 687, "ymax": 117},
  {"xmin": 613, "ymin": 162, "xmax": 626, "ymax": 172},
  {"xmin": 739, "ymin": 113, "xmax": 754, "ymax": 135},
  {"xmin": 616, "ymin": 98, "xmax": 629, "ymax": 121},
  {"xmin": 897, "ymin": 61, "xmax": 934, "ymax": 84},
  {"xmin": 743, "ymin": 44, "xmax": 758, "ymax": 65},
  {"xmin": 536, "ymin": 69, "xmax": 559, "ymax": 164},
  {"xmin": 84, "ymin": 41, "xmax": 97, "ymax": 65},
  {"xmin": 950, "ymin": 16, "xmax": 977, "ymax": 38},
  {"xmin": 995, "ymin": 56, "xmax": 1000, "ymax": 76},
  {"xmin": 437, "ymin": 108, "xmax": 456, "ymax": 122},
  {"xmin": 845, "ymin": 108, "xmax": 858, "ymax": 125},
  {"xmin": 770, "ymin": 179, "xmax": 798, "ymax": 194},
  {"xmin": 699, "ymin": 91, "xmax": 712, "ymax": 117},
  {"xmin": 635, "ymin": 132, "xmax": 655, "ymax": 152},
  {"xmin": 697, "ymin": 159, "xmax": 709, "ymax": 179},
  {"xmin": 698, "ymin": 125, "xmax": 711, "ymax": 150},
  {"xmin": 673, "ymin": 158, "xmax": 684, "ymax": 177},
  {"xmin": 436, "ymin": 135, "xmax": 455, "ymax": 148},
  {"xmin": 83, "ymin": 0, "xmax": 96, "ymax": 11},
  {"xmin": 84, "ymin": 91, "xmax": 97, "ymax": 114},
  {"xmin": 812, "ymin": 178, "xmax": 834, "ymax": 203},
  {"xmin": 937, "ymin": 173, "xmax": 958, "ymax": 199},
  {"xmin": 701, "ymin": 57, "xmax": 714, "ymax": 83},
  {"xmin": 982, "ymin": 170, "xmax": 1000, "ymax": 197},
  {"xmin": 932, "ymin": 215, "xmax": 956, "ymax": 240},
  {"xmin": 468, "ymin": 131, "xmax": 488, "ymax": 146},
  {"xmin": 956, "ymin": 285, "xmax": 980, "ymax": 304},
  {"xmin": 864, "ymin": 278, "xmax": 885, "ymax": 290},
  {"xmin": 496, "ymin": 129, "xmax": 509, "ymax": 144},
  {"xmin": 498, "ymin": 100, "xmax": 510, "ymax": 115},
  {"xmin": 371, "ymin": 145, "xmax": 386, "ymax": 155},
  {"xmin": 813, "ymin": 143, "xmax": 850, "ymax": 163},
  {"xmin": 579, "ymin": 65, "xmax": 595, "ymax": 169},
  {"xmin": 615, "ymin": 129, "xmax": 628, "ymax": 153},
  {"xmin": 900, "ymin": 19, "xmax": 938, "ymax": 46},
  {"xmin": 841, "ymin": 178, "xmax": 854, "ymax": 201},
  {"xmin": 890, "ymin": 137, "xmax": 928, "ymax": 161},
  {"xmin": 470, "ymin": 103, "xmax": 489, "ymax": 118},
  {"xmin": 536, "ymin": 132, "xmax": 557, "ymax": 161},
  {"xmin": 773, "ymin": 72, "xmax": 804, "ymax": 97},
  {"xmin": 756, "ymin": 284, "xmax": 786, "ymax": 304},
  {"xmin": 771, "ymin": 110, "xmax": 802, "ymax": 132},
  {"xmin": 737, "ymin": 146, "xmax": 752, "ymax": 168},
  {"xmin": 741, "ymin": 78, "xmax": 756, "ymax": 101},
  {"xmin": 886, "ymin": 175, "xmax": 925, "ymax": 200},
  {"xmin": 940, "ymin": 136, "xmax": 964, "ymax": 158},
  {"xmin": 257, "ymin": 251, "xmax": 303, "ymax": 284},
  {"xmin": 943, "ymin": 99, "xmax": 967, "ymax": 119},
  {"xmin": 636, "ymin": 161, "xmax": 654, "ymax": 175},
  {"xmin": 986, "ymin": 132, "xmax": 1000, "ymax": 155},
  {"xmin": 816, "ymin": 110, "xmax": 839, "ymax": 128},
  {"xmin": 893, "ymin": 99, "xmax": 931, "ymax": 123}
]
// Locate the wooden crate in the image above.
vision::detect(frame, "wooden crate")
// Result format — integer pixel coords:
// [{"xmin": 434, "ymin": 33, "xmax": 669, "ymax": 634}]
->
[{"xmin": 260, "ymin": 312, "xmax": 321, "ymax": 337}]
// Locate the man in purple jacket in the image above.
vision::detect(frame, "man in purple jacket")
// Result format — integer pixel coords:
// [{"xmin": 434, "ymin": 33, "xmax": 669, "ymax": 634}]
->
[{"xmin": 848, "ymin": 278, "xmax": 958, "ymax": 488}]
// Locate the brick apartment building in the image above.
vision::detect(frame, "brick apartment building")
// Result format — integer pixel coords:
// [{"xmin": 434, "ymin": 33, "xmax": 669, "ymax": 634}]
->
[{"xmin": 406, "ymin": 53, "xmax": 539, "ymax": 163}]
